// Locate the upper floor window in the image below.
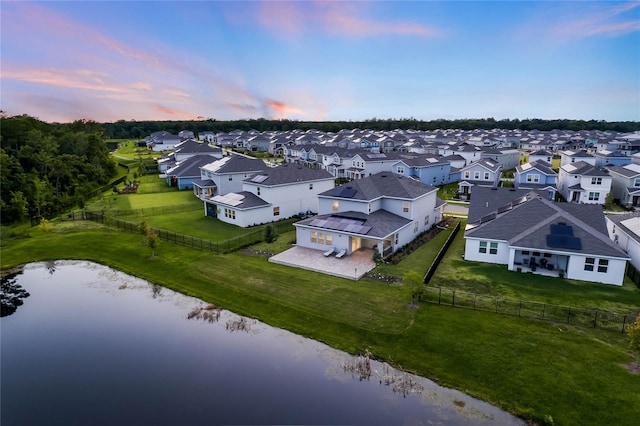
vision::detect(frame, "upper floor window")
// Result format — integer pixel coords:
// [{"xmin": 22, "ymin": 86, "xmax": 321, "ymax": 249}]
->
[
  {"xmin": 257, "ymin": 187, "xmax": 261, "ymax": 196},
  {"xmin": 309, "ymin": 183, "xmax": 313, "ymax": 190},
  {"xmin": 273, "ymin": 206, "xmax": 280, "ymax": 216},
  {"xmin": 402, "ymin": 202, "xmax": 410, "ymax": 213},
  {"xmin": 527, "ymin": 174, "xmax": 540, "ymax": 183},
  {"xmin": 634, "ymin": 178, "xmax": 640, "ymax": 187},
  {"xmin": 332, "ymin": 200, "xmax": 339, "ymax": 212},
  {"xmin": 464, "ymin": 171, "xmax": 470, "ymax": 179},
  {"xmin": 591, "ymin": 177, "xmax": 602, "ymax": 185},
  {"xmin": 397, "ymin": 166, "xmax": 404, "ymax": 174},
  {"xmin": 483, "ymin": 172, "xmax": 490, "ymax": 180},
  {"xmin": 473, "ymin": 171, "xmax": 480, "ymax": 180}
]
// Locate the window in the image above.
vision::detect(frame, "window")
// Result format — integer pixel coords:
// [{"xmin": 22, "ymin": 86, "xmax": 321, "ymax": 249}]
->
[
  {"xmin": 584, "ymin": 257, "xmax": 595, "ymax": 271},
  {"xmin": 368, "ymin": 204, "xmax": 372, "ymax": 213},
  {"xmin": 522, "ymin": 250, "xmax": 530, "ymax": 255},
  {"xmin": 309, "ymin": 183, "xmax": 313, "ymax": 190},
  {"xmin": 224, "ymin": 208, "xmax": 236, "ymax": 219},
  {"xmin": 311, "ymin": 231, "xmax": 317, "ymax": 243},
  {"xmin": 591, "ymin": 177, "xmax": 602, "ymax": 185},
  {"xmin": 526, "ymin": 174, "xmax": 540, "ymax": 183},
  {"xmin": 397, "ymin": 166, "xmax": 404, "ymax": 174},
  {"xmin": 484, "ymin": 172, "xmax": 490, "ymax": 180},
  {"xmin": 479, "ymin": 241, "xmax": 487, "ymax": 254},
  {"xmin": 634, "ymin": 178, "xmax": 640, "ymax": 188},
  {"xmin": 598, "ymin": 259, "xmax": 609, "ymax": 273},
  {"xmin": 474, "ymin": 171, "xmax": 480, "ymax": 180},
  {"xmin": 432, "ymin": 177, "xmax": 437, "ymax": 183},
  {"xmin": 588, "ymin": 192, "xmax": 600, "ymax": 201},
  {"xmin": 464, "ymin": 171, "xmax": 470, "ymax": 179},
  {"xmin": 273, "ymin": 206, "xmax": 280, "ymax": 216},
  {"xmin": 228, "ymin": 176, "xmax": 233, "ymax": 181},
  {"xmin": 402, "ymin": 202, "xmax": 409, "ymax": 213},
  {"xmin": 257, "ymin": 187, "xmax": 261, "ymax": 196},
  {"xmin": 325, "ymin": 234, "xmax": 332, "ymax": 246},
  {"xmin": 332, "ymin": 200, "xmax": 339, "ymax": 212},
  {"xmin": 414, "ymin": 221, "xmax": 419, "ymax": 233},
  {"xmin": 318, "ymin": 233, "xmax": 325, "ymax": 244},
  {"xmin": 424, "ymin": 215, "xmax": 430, "ymax": 226},
  {"xmin": 489, "ymin": 242, "xmax": 498, "ymax": 255}
]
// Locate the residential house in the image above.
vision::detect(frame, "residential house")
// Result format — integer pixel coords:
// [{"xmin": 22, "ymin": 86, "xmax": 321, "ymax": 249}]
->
[
  {"xmin": 464, "ymin": 188, "xmax": 628, "ymax": 285},
  {"xmin": 157, "ymin": 140, "xmax": 223, "ymax": 173},
  {"xmin": 559, "ymin": 150, "xmax": 596, "ymax": 167},
  {"xmin": 514, "ymin": 160, "xmax": 557, "ymax": 200},
  {"xmin": 606, "ymin": 163, "xmax": 640, "ymax": 208},
  {"xmin": 606, "ymin": 212, "xmax": 640, "ymax": 273},
  {"xmin": 195, "ymin": 154, "xmax": 269, "ymax": 198},
  {"xmin": 558, "ymin": 161, "xmax": 611, "ymax": 204},
  {"xmin": 165, "ymin": 155, "xmax": 222, "ymax": 190},
  {"xmin": 204, "ymin": 164, "xmax": 335, "ymax": 227},
  {"xmin": 457, "ymin": 159, "xmax": 502, "ymax": 197},
  {"xmin": 439, "ymin": 142, "xmax": 483, "ymax": 166},
  {"xmin": 347, "ymin": 152, "xmax": 403, "ymax": 179},
  {"xmin": 146, "ymin": 131, "xmax": 181, "ymax": 152},
  {"xmin": 294, "ymin": 172, "xmax": 444, "ymax": 258},
  {"xmin": 391, "ymin": 155, "xmax": 453, "ymax": 186},
  {"xmin": 528, "ymin": 149, "xmax": 554, "ymax": 166},
  {"xmin": 481, "ymin": 148, "xmax": 520, "ymax": 170},
  {"xmin": 593, "ymin": 150, "xmax": 631, "ymax": 168}
]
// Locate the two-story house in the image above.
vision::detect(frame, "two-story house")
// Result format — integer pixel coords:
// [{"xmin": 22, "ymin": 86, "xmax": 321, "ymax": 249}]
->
[
  {"xmin": 559, "ymin": 150, "xmax": 596, "ymax": 167},
  {"xmin": 457, "ymin": 159, "xmax": 502, "ymax": 197},
  {"xmin": 194, "ymin": 154, "xmax": 269, "ymax": 199},
  {"xmin": 204, "ymin": 165, "xmax": 335, "ymax": 227},
  {"xmin": 293, "ymin": 172, "xmax": 443, "ymax": 259},
  {"xmin": 514, "ymin": 160, "xmax": 557, "ymax": 200},
  {"xmin": 558, "ymin": 161, "xmax": 611, "ymax": 204},
  {"xmin": 391, "ymin": 155, "xmax": 453, "ymax": 186},
  {"xmin": 606, "ymin": 163, "xmax": 640, "ymax": 208}
]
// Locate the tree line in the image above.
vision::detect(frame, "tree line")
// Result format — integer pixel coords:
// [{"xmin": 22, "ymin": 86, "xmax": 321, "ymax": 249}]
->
[
  {"xmin": 102, "ymin": 117, "xmax": 640, "ymax": 139},
  {"xmin": 1, "ymin": 115, "xmax": 117, "ymax": 224}
]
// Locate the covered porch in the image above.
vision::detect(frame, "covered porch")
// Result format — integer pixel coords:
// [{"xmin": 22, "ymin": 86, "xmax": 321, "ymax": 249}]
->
[{"xmin": 511, "ymin": 249, "xmax": 569, "ymax": 278}]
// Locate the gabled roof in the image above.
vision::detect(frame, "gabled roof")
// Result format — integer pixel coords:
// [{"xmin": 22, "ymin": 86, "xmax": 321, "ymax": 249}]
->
[
  {"xmin": 460, "ymin": 158, "xmax": 502, "ymax": 173},
  {"xmin": 394, "ymin": 155, "xmax": 448, "ymax": 168},
  {"xmin": 166, "ymin": 155, "xmax": 219, "ymax": 177},
  {"xmin": 607, "ymin": 163, "xmax": 640, "ymax": 178},
  {"xmin": 209, "ymin": 191, "xmax": 269, "ymax": 210},
  {"xmin": 174, "ymin": 139, "xmax": 221, "ymax": 154},
  {"xmin": 466, "ymin": 196, "xmax": 626, "ymax": 258},
  {"xmin": 318, "ymin": 172, "xmax": 437, "ymax": 201},
  {"xmin": 560, "ymin": 161, "xmax": 609, "ymax": 177},
  {"xmin": 607, "ymin": 212, "xmax": 640, "ymax": 244},
  {"xmin": 516, "ymin": 160, "xmax": 557, "ymax": 176},
  {"xmin": 243, "ymin": 164, "xmax": 333, "ymax": 186},
  {"xmin": 530, "ymin": 149, "xmax": 553, "ymax": 156},
  {"xmin": 201, "ymin": 154, "xmax": 269, "ymax": 174}
]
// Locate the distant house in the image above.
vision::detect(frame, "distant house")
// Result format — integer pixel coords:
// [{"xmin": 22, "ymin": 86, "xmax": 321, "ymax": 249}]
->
[
  {"xmin": 528, "ymin": 149, "xmax": 554, "ymax": 165},
  {"xmin": 165, "ymin": 155, "xmax": 223, "ymax": 190},
  {"xmin": 514, "ymin": 160, "xmax": 557, "ymax": 200},
  {"xmin": 606, "ymin": 212, "xmax": 640, "ymax": 273},
  {"xmin": 158, "ymin": 139, "xmax": 223, "ymax": 173},
  {"xmin": 481, "ymin": 148, "xmax": 520, "ymax": 170},
  {"xmin": 464, "ymin": 188, "xmax": 628, "ymax": 285},
  {"xmin": 204, "ymin": 164, "xmax": 335, "ymax": 227},
  {"xmin": 606, "ymin": 163, "xmax": 640, "ymax": 208},
  {"xmin": 457, "ymin": 159, "xmax": 502, "ymax": 197},
  {"xmin": 559, "ymin": 150, "xmax": 596, "ymax": 167},
  {"xmin": 294, "ymin": 172, "xmax": 444, "ymax": 258},
  {"xmin": 558, "ymin": 161, "xmax": 611, "ymax": 204},
  {"xmin": 195, "ymin": 154, "xmax": 269, "ymax": 198},
  {"xmin": 146, "ymin": 131, "xmax": 181, "ymax": 152},
  {"xmin": 593, "ymin": 150, "xmax": 631, "ymax": 168},
  {"xmin": 391, "ymin": 155, "xmax": 453, "ymax": 186}
]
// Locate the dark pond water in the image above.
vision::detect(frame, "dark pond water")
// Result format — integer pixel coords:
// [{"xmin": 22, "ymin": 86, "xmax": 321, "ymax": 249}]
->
[{"xmin": 1, "ymin": 261, "xmax": 523, "ymax": 426}]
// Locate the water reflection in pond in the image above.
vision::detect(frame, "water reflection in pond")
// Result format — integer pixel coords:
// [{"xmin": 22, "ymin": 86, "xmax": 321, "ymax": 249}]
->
[{"xmin": 1, "ymin": 261, "xmax": 523, "ymax": 426}]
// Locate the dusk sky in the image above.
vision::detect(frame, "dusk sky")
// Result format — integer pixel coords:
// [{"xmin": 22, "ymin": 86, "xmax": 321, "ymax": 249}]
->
[{"xmin": 1, "ymin": 1, "xmax": 639, "ymax": 123}]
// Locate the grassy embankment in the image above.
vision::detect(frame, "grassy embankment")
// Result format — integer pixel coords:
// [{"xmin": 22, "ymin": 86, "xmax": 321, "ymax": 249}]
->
[{"xmin": 2, "ymin": 176, "xmax": 640, "ymax": 425}]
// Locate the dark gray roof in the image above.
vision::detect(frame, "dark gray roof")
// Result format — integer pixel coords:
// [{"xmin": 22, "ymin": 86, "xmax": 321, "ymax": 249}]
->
[
  {"xmin": 516, "ymin": 160, "xmax": 557, "ymax": 176},
  {"xmin": 192, "ymin": 179, "xmax": 215, "ymax": 188},
  {"xmin": 530, "ymin": 149, "xmax": 553, "ymax": 155},
  {"xmin": 467, "ymin": 187, "xmax": 549, "ymax": 224},
  {"xmin": 318, "ymin": 172, "xmax": 437, "ymax": 201},
  {"xmin": 295, "ymin": 210, "xmax": 412, "ymax": 239},
  {"xmin": 212, "ymin": 191, "xmax": 269, "ymax": 210},
  {"xmin": 166, "ymin": 155, "xmax": 218, "ymax": 178},
  {"xmin": 465, "ymin": 197, "xmax": 626, "ymax": 258},
  {"xmin": 607, "ymin": 164, "xmax": 640, "ymax": 178},
  {"xmin": 563, "ymin": 161, "xmax": 609, "ymax": 177},
  {"xmin": 460, "ymin": 158, "xmax": 502, "ymax": 173},
  {"xmin": 243, "ymin": 164, "xmax": 333, "ymax": 186},
  {"xmin": 395, "ymin": 155, "xmax": 448, "ymax": 167},
  {"xmin": 175, "ymin": 139, "xmax": 221, "ymax": 154},
  {"xmin": 607, "ymin": 212, "xmax": 640, "ymax": 244},
  {"xmin": 214, "ymin": 155, "xmax": 270, "ymax": 174}
]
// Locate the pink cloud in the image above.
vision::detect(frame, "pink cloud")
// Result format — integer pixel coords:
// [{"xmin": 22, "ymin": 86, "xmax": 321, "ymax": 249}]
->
[
  {"xmin": 256, "ymin": 1, "xmax": 440, "ymax": 38},
  {"xmin": 265, "ymin": 99, "xmax": 304, "ymax": 118},
  {"xmin": 154, "ymin": 105, "xmax": 199, "ymax": 121},
  {"xmin": 2, "ymin": 67, "xmax": 128, "ymax": 93},
  {"xmin": 550, "ymin": 1, "xmax": 640, "ymax": 40}
]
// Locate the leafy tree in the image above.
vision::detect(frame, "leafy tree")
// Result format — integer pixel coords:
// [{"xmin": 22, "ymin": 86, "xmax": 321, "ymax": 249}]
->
[
  {"xmin": 264, "ymin": 225, "xmax": 277, "ymax": 255},
  {"xmin": 137, "ymin": 215, "xmax": 149, "ymax": 245},
  {"xmin": 7, "ymin": 191, "xmax": 29, "ymax": 223},
  {"xmin": 626, "ymin": 314, "xmax": 640, "ymax": 368},
  {"xmin": 146, "ymin": 227, "xmax": 158, "ymax": 257},
  {"xmin": 403, "ymin": 271, "xmax": 424, "ymax": 307}
]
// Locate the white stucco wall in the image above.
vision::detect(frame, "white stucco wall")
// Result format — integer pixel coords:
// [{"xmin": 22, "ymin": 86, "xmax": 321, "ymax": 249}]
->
[
  {"xmin": 463, "ymin": 238, "xmax": 510, "ymax": 264},
  {"xmin": 565, "ymin": 253, "xmax": 626, "ymax": 285}
]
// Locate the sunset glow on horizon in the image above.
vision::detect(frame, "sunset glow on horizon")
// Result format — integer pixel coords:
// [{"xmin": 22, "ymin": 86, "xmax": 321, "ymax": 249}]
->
[{"xmin": 1, "ymin": 1, "xmax": 638, "ymax": 123}]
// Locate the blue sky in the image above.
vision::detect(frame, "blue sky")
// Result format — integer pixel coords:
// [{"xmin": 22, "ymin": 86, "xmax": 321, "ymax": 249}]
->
[{"xmin": 1, "ymin": 1, "xmax": 639, "ymax": 123}]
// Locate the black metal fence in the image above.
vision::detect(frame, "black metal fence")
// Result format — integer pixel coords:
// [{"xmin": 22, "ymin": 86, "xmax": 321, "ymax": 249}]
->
[
  {"xmin": 75, "ymin": 211, "xmax": 294, "ymax": 254},
  {"xmin": 423, "ymin": 220, "xmax": 460, "ymax": 283},
  {"xmin": 422, "ymin": 286, "xmax": 637, "ymax": 334},
  {"xmin": 626, "ymin": 263, "xmax": 640, "ymax": 289}
]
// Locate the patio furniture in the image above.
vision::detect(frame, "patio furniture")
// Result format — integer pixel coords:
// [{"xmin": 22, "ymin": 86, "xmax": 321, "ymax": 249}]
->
[
  {"xmin": 335, "ymin": 249, "xmax": 347, "ymax": 259},
  {"xmin": 323, "ymin": 247, "xmax": 336, "ymax": 257}
]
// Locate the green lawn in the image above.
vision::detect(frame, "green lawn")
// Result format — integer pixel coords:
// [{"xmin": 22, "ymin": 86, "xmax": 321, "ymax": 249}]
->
[{"xmin": 2, "ymin": 218, "xmax": 640, "ymax": 425}]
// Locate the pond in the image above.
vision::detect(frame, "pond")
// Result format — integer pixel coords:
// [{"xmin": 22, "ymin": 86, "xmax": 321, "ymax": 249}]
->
[{"xmin": 1, "ymin": 261, "xmax": 524, "ymax": 425}]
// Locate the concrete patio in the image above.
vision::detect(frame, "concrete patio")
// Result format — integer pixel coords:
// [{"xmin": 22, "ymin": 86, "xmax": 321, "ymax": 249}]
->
[{"xmin": 268, "ymin": 246, "xmax": 377, "ymax": 280}]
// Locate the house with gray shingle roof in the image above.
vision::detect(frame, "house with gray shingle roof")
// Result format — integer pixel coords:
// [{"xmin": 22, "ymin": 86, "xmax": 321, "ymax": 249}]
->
[
  {"xmin": 196, "ymin": 154, "xmax": 269, "ymax": 198},
  {"xmin": 203, "ymin": 164, "xmax": 335, "ymax": 227},
  {"xmin": 165, "ymin": 155, "xmax": 222, "ymax": 190},
  {"xmin": 606, "ymin": 163, "xmax": 640, "ymax": 208},
  {"xmin": 457, "ymin": 158, "xmax": 502, "ymax": 197},
  {"xmin": 514, "ymin": 160, "xmax": 557, "ymax": 200},
  {"xmin": 465, "ymin": 188, "xmax": 628, "ymax": 285},
  {"xmin": 294, "ymin": 172, "xmax": 443, "ymax": 258},
  {"xmin": 606, "ymin": 212, "xmax": 640, "ymax": 273},
  {"xmin": 558, "ymin": 161, "xmax": 611, "ymax": 204}
]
